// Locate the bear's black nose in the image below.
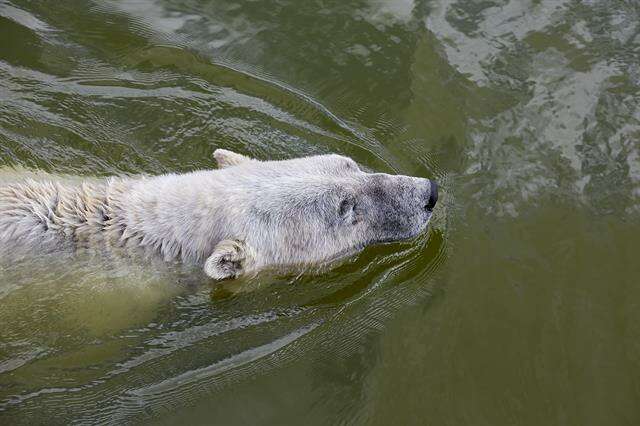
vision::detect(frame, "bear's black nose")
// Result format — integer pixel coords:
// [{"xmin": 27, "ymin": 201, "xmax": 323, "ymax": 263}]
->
[{"xmin": 426, "ymin": 180, "xmax": 438, "ymax": 211}]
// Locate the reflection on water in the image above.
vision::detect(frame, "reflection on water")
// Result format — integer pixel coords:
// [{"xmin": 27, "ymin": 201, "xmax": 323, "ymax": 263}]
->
[
  {"xmin": 425, "ymin": 0, "xmax": 640, "ymax": 216},
  {"xmin": 1, "ymin": 0, "xmax": 639, "ymax": 424}
]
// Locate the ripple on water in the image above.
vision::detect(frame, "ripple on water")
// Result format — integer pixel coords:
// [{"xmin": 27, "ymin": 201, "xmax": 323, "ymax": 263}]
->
[{"xmin": 0, "ymin": 1, "xmax": 449, "ymax": 423}]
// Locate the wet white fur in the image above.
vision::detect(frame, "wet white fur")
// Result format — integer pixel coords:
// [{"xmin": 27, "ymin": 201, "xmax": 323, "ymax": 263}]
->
[{"xmin": 0, "ymin": 150, "xmax": 435, "ymax": 280}]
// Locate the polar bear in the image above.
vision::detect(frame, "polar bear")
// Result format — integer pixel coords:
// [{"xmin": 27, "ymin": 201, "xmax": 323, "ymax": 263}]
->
[{"xmin": 0, "ymin": 150, "xmax": 438, "ymax": 280}]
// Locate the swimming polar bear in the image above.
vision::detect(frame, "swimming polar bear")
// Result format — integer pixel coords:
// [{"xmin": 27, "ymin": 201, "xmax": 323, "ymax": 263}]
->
[{"xmin": 0, "ymin": 150, "xmax": 438, "ymax": 280}]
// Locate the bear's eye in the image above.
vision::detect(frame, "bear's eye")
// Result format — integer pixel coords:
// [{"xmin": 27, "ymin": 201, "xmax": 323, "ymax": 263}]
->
[
  {"xmin": 338, "ymin": 198, "xmax": 358, "ymax": 224},
  {"xmin": 339, "ymin": 198, "xmax": 354, "ymax": 216}
]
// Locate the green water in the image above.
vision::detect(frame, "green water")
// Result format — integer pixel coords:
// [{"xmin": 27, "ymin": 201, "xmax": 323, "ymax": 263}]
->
[{"xmin": 1, "ymin": 0, "xmax": 639, "ymax": 424}]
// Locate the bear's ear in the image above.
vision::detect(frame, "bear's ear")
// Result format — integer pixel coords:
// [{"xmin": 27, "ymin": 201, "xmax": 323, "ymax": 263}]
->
[
  {"xmin": 213, "ymin": 149, "xmax": 254, "ymax": 168},
  {"xmin": 204, "ymin": 239, "xmax": 247, "ymax": 280}
]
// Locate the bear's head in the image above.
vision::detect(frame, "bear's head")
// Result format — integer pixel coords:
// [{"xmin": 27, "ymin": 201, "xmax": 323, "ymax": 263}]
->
[{"xmin": 204, "ymin": 149, "xmax": 438, "ymax": 280}]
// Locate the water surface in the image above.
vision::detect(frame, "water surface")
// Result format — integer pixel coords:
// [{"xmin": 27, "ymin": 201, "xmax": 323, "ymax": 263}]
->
[{"xmin": 1, "ymin": 0, "xmax": 639, "ymax": 424}]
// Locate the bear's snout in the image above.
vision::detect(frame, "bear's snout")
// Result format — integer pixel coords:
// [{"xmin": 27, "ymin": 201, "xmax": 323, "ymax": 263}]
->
[{"xmin": 426, "ymin": 180, "xmax": 438, "ymax": 211}]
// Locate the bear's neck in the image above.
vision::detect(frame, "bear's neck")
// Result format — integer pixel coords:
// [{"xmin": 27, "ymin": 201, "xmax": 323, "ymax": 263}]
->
[{"xmin": 106, "ymin": 171, "xmax": 223, "ymax": 263}]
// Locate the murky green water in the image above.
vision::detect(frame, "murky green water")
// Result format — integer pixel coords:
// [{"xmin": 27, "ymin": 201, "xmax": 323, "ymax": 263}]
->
[{"xmin": 1, "ymin": 0, "xmax": 639, "ymax": 424}]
